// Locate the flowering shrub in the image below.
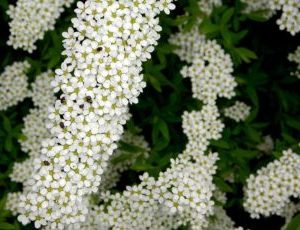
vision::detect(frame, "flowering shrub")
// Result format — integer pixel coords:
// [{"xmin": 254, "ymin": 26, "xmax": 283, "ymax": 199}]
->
[{"xmin": 1, "ymin": 0, "xmax": 300, "ymax": 230}]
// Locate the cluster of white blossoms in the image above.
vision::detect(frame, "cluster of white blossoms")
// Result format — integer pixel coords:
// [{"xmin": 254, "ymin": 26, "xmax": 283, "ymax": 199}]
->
[
  {"xmin": 170, "ymin": 27, "xmax": 237, "ymax": 105},
  {"xmin": 7, "ymin": 0, "xmax": 74, "ymax": 52},
  {"xmin": 16, "ymin": 0, "xmax": 175, "ymax": 228},
  {"xmin": 183, "ymin": 104, "xmax": 224, "ymax": 151},
  {"xmin": 224, "ymin": 101, "xmax": 251, "ymax": 122},
  {"xmin": 5, "ymin": 192, "xmax": 22, "ymax": 216},
  {"xmin": 71, "ymin": 2, "xmax": 241, "ymax": 228},
  {"xmin": 241, "ymin": 0, "xmax": 300, "ymax": 35},
  {"xmin": 6, "ymin": 71, "xmax": 55, "ymax": 220},
  {"xmin": 270, "ymin": 0, "xmax": 300, "ymax": 35},
  {"xmin": 91, "ymin": 151, "xmax": 219, "ymax": 230},
  {"xmin": 243, "ymin": 149, "xmax": 300, "ymax": 218},
  {"xmin": 0, "ymin": 61, "xmax": 30, "ymax": 111},
  {"xmin": 288, "ymin": 46, "xmax": 300, "ymax": 79},
  {"xmin": 9, "ymin": 71, "xmax": 55, "ymax": 186}
]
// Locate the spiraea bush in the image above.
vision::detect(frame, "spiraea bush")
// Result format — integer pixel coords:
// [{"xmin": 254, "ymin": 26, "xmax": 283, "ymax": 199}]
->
[{"xmin": 0, "ymin": 0, "xmax": 300, "ymax": 229}]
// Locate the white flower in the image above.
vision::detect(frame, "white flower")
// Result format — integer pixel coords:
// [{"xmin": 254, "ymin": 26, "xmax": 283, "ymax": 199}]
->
[
  {"xmin": 17, "ymin": 0, "xmax": 175, "ymax": 228},
  {"xmin": 244, "ymin": 149, "xmax": 300, "ymax": 218},
  {"xmin": 0, "ymin": 61, "xmax": 30, "ymax": 110},
  {"xmin": 224, "ymin": 101, "xmax": 251, "ymax": 122},
  {"xmin": 170, "ymin": 27, "xmax": 237, "ymax": 105},
  {"xmin": 288, "ymin": 46, "xmax": 300, "ymax": 79},
  {"xmin": 7, "ymin": 0, "xmax": 74, "ymax": 52},
  {"xmin": 241, "ymin": 0, "xmax": 300, "ymax": 35}
]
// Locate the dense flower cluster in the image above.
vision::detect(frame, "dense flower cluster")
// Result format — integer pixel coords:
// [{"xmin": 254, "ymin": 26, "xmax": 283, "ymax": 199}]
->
[
  {"xmin": 7, "ymin": 0, "xmax": 74, "ymax": 52},
  {"xmin": 73, "ymin": 3, "xmax": 240, "ymax": 228},
  {"xmin": 224, "ymin": 101, "xmax": 251, "ymax": 122},
  {"xmin": 5, "ymin": 192, "xmax": 22, "ymax": 216},
  {"xmin": 92, "ymin": 150, "xmax": 219, "ymax": 230},
  {"xmin": 241, "ymin": 0, "xmax": 300, "ymax": 35},
  {"xmin": 0, "ymin": 61, "xmax": 30, "ymax": 111},
  {"xmin": 244, "ymin": 149, "xmax": 300, "ymax": 218},
  {"xmin": 10, "ymin": 71, "xmax": 55, "ymax": 187},
  {"xmin": 17, "ymin": 0, "xmax": 175, "ymax": 228},
  {"xmin": 6, "ymin": 72, "xmax": 55, "ymax": 219},
  {"xmin": 183, "ymin": 105, "xmax": 224, "ymax": 151},
  {"xmin": 288, "ymin": 46, "xmax": 300, "ymax": 79},
  {"xmin": 72, "ymin": 105, "xmax": 222, "ymax": 229},
  {"xmin": 170, "ymin": 28, "xmax": 237, "ymax": 105},
  {"xmin": 270, "ymin": 0, "xmax": 300, "ymax": 35}
]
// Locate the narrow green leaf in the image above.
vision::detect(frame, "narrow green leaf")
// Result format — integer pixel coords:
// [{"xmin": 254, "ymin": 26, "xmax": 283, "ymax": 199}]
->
[{"xmin": 286, "ymin": 213, "xmax": 300, "ymax": 230}]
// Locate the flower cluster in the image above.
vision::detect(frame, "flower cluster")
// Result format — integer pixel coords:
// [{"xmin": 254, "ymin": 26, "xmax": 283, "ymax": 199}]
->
[
  {"xmin": 241, "ymin": 0, "xmax": 300, "ymax": 35},
  {"xmin": 183, "ymin": 104, "xmax": 224, "ymax": 151},
  {"xmin": 5, "ymin": 71, "xmax": 55, "ymax": 222},
  {"xmin": 75, "ymin": 112, "xmax": 221, "ymax": 230},
  {"xmin": 224, "ymin": 101, "xmax": 251, "ymax": 122},
  {"xmin": 5, "ymin": 192, "xmax": 22, "ymax": 216},
  {"xmin": 0, "ymin": 61, "xmax": 30, "ymax": 111},
  {"xmin": 94, "ymin": 151, "xmax": 219, "ymax": 230},
  {"xmin": 7, "ymin": 0, "xmax": 74, "ymax": 52},
  {"xmin": 170, "ymin": 28, "xmax": 237, "ymax": 105},
  {"xmin": 10, "ymin": 71, "xmax": 55, "ymax": 184},
  {"xmin": 73, "ymin": 5, "xmax": 240, "ymax": 227},
  {"xmin": 288, "ymin": 46, "xmax": 300, "ymax": 79},
  {"xmin": 17, "ymin": 0, "xmax": 175, "ymax": 228},
  {"xmin": 270, "ymin": 0, "xmax": 300, "ymax": 35},
  {"xmin": 244, "ymin": 149, "xmax": 300, "ymax": 218}
]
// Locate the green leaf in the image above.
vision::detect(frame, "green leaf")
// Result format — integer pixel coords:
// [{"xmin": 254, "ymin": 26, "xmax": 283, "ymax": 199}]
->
[
  {"xmin": 231, "ymin": 149, "xmax": 258, "ymax": 159},
  {"xmin": 284, "ymin": 115, "xmax": 300, "ymax": 131},
  {"xmin": 118, "ymin": 141, "xmax": 146, "ymax": 154},
  {"xmin": 152, "ymin": 117, "xmax": 170, "ymax": 151},
  {"xmin": 214, "ymin": 177, "xmax": 233, "ymax": 193},
  {"xmin": 210, "ymin": 140, "xmax": 231, "ymax": 149},
  {"xmin": 243, "ymin": 125, "xmax": 261, "ymax": 143},
  {"xmin": 2, "ymin": 116, "xmax": 11, "ymax": 133},
  {"xmin": 0, "ymin": 222, "xmax": 15, "ymax": 230},
  {"xmin": 221, "ymin": 8, "xmax": 234, "ymax": 26},
  {"xmin": 4, "ymin": 138, "xmax": 12, "ymax": 152},
  {"xmin": 199, "ymin": 22, "xmax": 220, "ymax": 34},
  {"xmin": 145, "ymin": 74, "xmax": 162, "ymax": 92},
  {"xmin": 235, "ymin": 47, "xmax": 257, "ymax": 63},
  {"xmin": 245, "ymin": 10, "xmax": 270, "ymax": 22},
  {"xmin": 286, "ymin": 213, "xmax": 300, "ymax": 230}
]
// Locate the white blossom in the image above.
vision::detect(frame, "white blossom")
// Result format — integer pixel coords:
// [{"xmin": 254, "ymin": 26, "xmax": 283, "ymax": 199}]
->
[
  {"xmin": 0, "ymin": 61, "xmax": 30, "ymax": 111},
  {"xmin": 241, "ymin": 0, "xmax": 300, "ymax": 35},
  {"xmin": 288, "ymin": 46, "xmax": 300, "ymax": 79},
  {"xmin": 224, "ymin": 101, "xmax": 251, "ymax": 122},
  {"xmin": 170, "ymin": 27, "xmax": 237, "ymax": 105},
  {"xmin": 244, "ymin": 149, "xmax": 300, "ymax": 218},
  {"xmin": 17, "ymin": 0, "xmax": 175, "ymax": 228},
  {"xmin": 7, "ymin": 0, "xmax": 74, "ymax": 52}
]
